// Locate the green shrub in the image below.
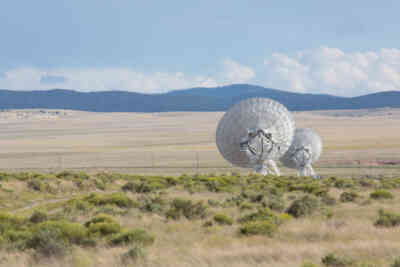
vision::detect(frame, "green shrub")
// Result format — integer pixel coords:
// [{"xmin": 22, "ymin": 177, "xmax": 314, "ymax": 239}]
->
[
  {"xmin": 321, "ymin": 194, "xmax": 337, "ymax": 206},
  {"xmin": 247, "ymin": 192, "xmax": 264, "ymax": 203},
  {"xmin": 207, "ymin": 199, "xmax": 219, "ymax": 207},
  {"xmin": 0, "ymin": 212, "xmax": 26, "ymax": 229},
  {"xmin": 231, "ymin": 171, "xmax": 241, "ymax": 177},
  {"xmin": 139, "ymin": 195, "xmax": 167, "ymax": 213},
  {"xmin": 27, "ymin": 179, "xmax": 47, "ymax": 192},
  {"xmin": 95, "ymin": 205, "xmax": 127, "ymax": 216},
  {"xmin": 28, "ymin": 227, "xmax": 68, "ymax": 257},
  {"xmin": 56, "ymin": 171, "xmax": 88, "ymax": 180},
  {"xmin": 333, "ymin": 179, "xmax": 354, "ymax": 189},
  {"xmin": 321, "ymin": 253, "xmax": 353, "ymax": 266},
  {"xmin": 239, "ymin": 220, "xmax": 278, "ymax": 236},
  {"xmin": 224, "ymin": 195, "xmax": 245, "ymax": 207},
  {"xmin": 110, "ymin": 229, "xmax": 154, "ymax": 246},
  {"xmin": 171, "ymin": 198, "xmax": 191, "ymax": 210},
  {"xmin": 95, "ymin": 172, "xmax": 120, "ymax": 183},
  {"xmin": 239, "ymin": 208, "xmax": 282, "ymax": 224},
  {"xmin": 213, "ymin": 213, "xmax": 233, "ymax": 225},
  {"xmin": 201, "ymin": 175, "xmax": 237, "ymax": 192},
  {"xmin": 94, "ymin": 179, "xmax": 106, "ymax": 190},
  {"xmin": 202, "ymin": 221, "xmax": 213, "ymax": 227},
  {"xmin": 71, "ymin": 250, "xmax": 94, "ymax": 267},
  {"xmin": 380, "ymin": 179, "xmax": 398, "ymax": 190},
  {"xmin": 370, "ymin": 190, "xmax": 393, "ymax": 200},
  {"xmin": 339, "ymin": 192, "xmax": 359, "ymax": 203},
  {"xmin": 121, "ymin": 182, "xmax": 135, "ymax": 192},
  {"xmin": 0, "ymin": 172, "xmax": 11, "ymax": 181},
  {"xmin": 3, "ymin": 229, "xmax": 32, "ymax": 249},
  {"xmin": 375, "ymin": 209, "xmax": 400, "ymax": 227},
  {"xmin": 121, "ymin": 245, "xmax": 145, "ymax": 263},
  {"xmin": 263, "ymin": 195, "xmax": 286, "ymax": 212},
  {"xmin": 165, "ymin": 208, "xmax": 181, "ymax": 220},
  {"xmin": 323, "ymin": 209, "xmax": 334, "ymax": 219},
  {"xmin": 84, "ymin": 214, "xmax": 121, "ymax": 237},
  {"xmin": 287, "ymin": 195, "xmax": 319, "ymax": 218},
  {"xmin": 85, "ymin": 193, "xmax": 137, "ymax": 208},
  {"xmin": 84, "ymin": 214, "xmax": 117, "ymax": 227},
  {"xmin": 289, "ymin": 183, "xmax": 328, "ymax": 196},
  {"xmin": 88, "ymin": 222, "xmax": 121, "ymax": 236},
  {"xmin": 166, "ymin": 198, "xmax": 207, "ymax": 220},
  {"xmin": 32, "ymin": 221, "xmax": 89, "ymax": 245},
  {"xmin": 0, "ymin": 213, "xmax": 27, "ymax": 246},
  {"xmin": 63, "ymin": 199, "xmax": 91, "ymax": 213},
  {"xmin": 392, "ymin": 257, "xmax": 400, "ymax": 267},
  {"xmin": 359, "ymin": 178, "xmax": 377, "ymax": 188},
  {"xmin": 30, "ymin": 210, "xmax": 48, "ymax": 224},
  {"xmin": 239, "ymin": 202, "xmax": 254, "ymax": 211},
  {"xmin": 133, "ymin": 180, "xmax": 168, "ymax": 193}
]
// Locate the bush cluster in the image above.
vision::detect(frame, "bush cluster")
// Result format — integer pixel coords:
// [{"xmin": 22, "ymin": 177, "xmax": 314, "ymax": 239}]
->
[
  {"xmin": 138, "ymin": 195, "xmax": 167, "ymax": 213},
  {"xmin": 85, "ymin": 214, "xmax": 121, "ymax": 236},
  {"xmin": 321, "ymin": 253, "xmax": 353, "ymax": 267},
  {"xmin": 375, "ymin": 209, "xmax": 400, "ymax": 227},
  {"xmin": 339, "ymin": 192, "xmax": 359, "ymax": 203},
  {"xmin": 166, "ymin": 198, "xmax": 207, "ymax": 220},
  {"xmin": 29, "ymin": 210, "xmax": 48, "ymax": 224},
  {"xmin": 110, "ymin": 229, "xmax": 154, "ymax": 246},
  {"xmin": 213, "ymin": 213, "xmax": 233, "ymax": 225},
  {"xmin": 121, "ymin": 245, "xmax": 146, "ymax": 264},
  {"xmin": 239, "ymin": 221, "xmax": 278, "ymax": 236},
  {"xmin": 286, "ymin": 195, "xmax": 319, "ymax": 218},
  {"xmin": 84, "ymin": 193, "xmax": 138, "ymax": 208},
  {"xmin": 238, "ymin": 208, "xmax": 290, "ymax": 236},
  {"xmin": 0, "ymin": 210, "xmax": 155, "ymax": 257},
  {"xmin": 392, "ymin": 257, "xmax": 400, "ymax": 267},
  {"xmin": 370, "ymin": 190, "xmax": 394, "ymax": 200}
]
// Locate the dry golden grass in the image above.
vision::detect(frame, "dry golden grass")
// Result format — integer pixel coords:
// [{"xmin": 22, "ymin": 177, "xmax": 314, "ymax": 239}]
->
[
  {"xmin": 1, "ymin": 172, "xmax": 400, "ymax": 266},
  {"xmin": 3, "ymin": 205, "xmax": 399, "ymax": 267},
  {"xmin": 0, "ymin": 108, "xmax": 400, "ymax": 177}
]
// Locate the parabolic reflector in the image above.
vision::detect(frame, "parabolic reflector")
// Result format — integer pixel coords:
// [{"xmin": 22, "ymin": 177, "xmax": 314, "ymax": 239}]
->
[
  {"xmin": 216, "ymin": 98, "xmax": 295, "ymax": 169},
  {"xmin": 280, "ymin": 128, "xmax": 322, "ymax": 169}
]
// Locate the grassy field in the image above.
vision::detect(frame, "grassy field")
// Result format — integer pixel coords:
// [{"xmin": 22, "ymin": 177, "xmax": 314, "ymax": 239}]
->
[
  {"xmin": 1, "ymin": 171, "xmax": 400, "ymax": 266},
  {"xmin": 0, "ymin": 108, "xmax": 400, "ymax": 176},
  {"xmin": 0, "ymin": 108, "xmax": 400, "ymax": 266}
]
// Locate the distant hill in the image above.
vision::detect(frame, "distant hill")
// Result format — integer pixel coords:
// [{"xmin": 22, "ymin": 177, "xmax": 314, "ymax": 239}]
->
[{"xmin": 0, "ymin": 84, "xmax": 399, "ymax": 112}]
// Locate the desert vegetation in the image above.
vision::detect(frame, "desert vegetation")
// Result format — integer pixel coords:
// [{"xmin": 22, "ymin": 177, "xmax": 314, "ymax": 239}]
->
[{"xmin": 0, "ymin": 171, "xmax": 399, "ymax": 266}]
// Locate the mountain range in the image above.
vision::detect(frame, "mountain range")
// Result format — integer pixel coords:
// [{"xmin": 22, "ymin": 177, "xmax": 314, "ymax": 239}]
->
[{"xmin": 0, "ymin": 84, "xmax": 399, "ymax": 112}]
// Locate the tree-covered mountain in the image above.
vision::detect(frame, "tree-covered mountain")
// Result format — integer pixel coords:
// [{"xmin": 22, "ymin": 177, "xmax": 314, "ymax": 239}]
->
[{"xmin": 0, "ymin": 84, "xmax": 399, "ymax": 112}]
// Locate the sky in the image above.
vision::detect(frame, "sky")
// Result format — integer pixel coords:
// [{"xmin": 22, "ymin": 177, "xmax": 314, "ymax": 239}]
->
[{"xmin": 0, "ymin": 0, "xmax": 399, "ymax": 96}]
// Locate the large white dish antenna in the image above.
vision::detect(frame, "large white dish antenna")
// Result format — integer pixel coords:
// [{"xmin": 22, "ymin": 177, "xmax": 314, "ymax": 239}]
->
[{"xmin": 216, "ymin": 98, "xmax": 295, "ymax": 174}]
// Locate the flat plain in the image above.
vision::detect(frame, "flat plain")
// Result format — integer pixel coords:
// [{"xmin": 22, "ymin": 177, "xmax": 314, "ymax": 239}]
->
[
  {"xmin": 1, "ymin": 108, "xmax": 400, "ymax": 267},
  {"xmin": 0, "ymin": 108, "xmax": 400, "ymax": 176}
]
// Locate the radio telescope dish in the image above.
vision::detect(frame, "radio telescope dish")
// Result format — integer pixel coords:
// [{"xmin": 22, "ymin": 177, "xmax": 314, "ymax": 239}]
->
[
  {"xmin": 216, "ymin": 98, "xmax": 295, "ymax": 175},
  {"xmin": 280, "ymin": 128, "xmax": 322, "ymax": 178}
]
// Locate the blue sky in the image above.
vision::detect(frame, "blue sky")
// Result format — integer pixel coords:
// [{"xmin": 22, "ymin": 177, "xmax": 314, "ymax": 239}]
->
[{"xmin": 0, "ymin": 0, "xmax": 399, "ymax": 96}]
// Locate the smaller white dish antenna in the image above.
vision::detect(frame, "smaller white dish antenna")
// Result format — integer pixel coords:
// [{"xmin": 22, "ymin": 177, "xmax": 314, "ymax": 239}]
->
[{"xmin": 280, "ymin": 128, "xmax": 322, "ymax": 178}]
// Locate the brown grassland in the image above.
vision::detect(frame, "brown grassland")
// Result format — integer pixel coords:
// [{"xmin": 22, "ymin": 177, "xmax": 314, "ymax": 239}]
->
[
  {"xmin": 0, "ymin": 108, "xmax": 400, "ymax": 175},
  {"xmin": 0, "ymin": 108, "xmax": 400, "ymax": 266}
]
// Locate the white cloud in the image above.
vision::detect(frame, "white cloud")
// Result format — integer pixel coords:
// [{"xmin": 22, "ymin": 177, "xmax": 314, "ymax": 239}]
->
[
  {"xmin": 263, "ymin": 47, "xmax": 400, "ymax": 96},
  {"xmin": 0, "ymin": 59, "xmax": 255, "ymax": 93},
  {"xmin": 221, "ymin": 59, "xmax": 255, "ymax": 84},
  {"xmin": 8, "ymin": 48, "xmax": 400, "ymax": 97},
  {"xmin": 0, "ymin": 67, "xmax": 219, "ymax": 93}
]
